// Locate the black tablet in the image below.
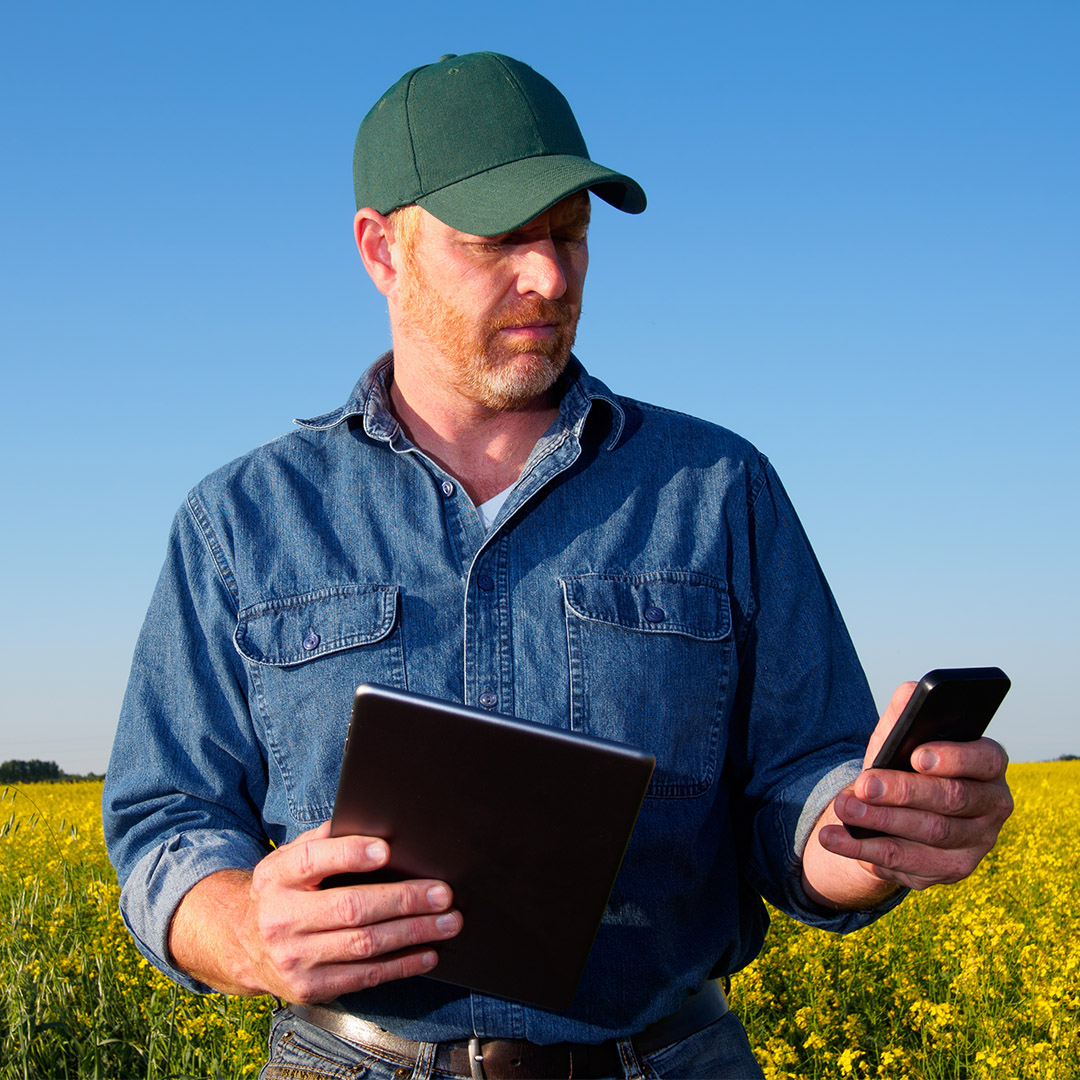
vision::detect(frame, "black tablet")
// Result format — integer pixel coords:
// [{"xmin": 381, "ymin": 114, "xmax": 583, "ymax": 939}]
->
[{"xmin": 327, "ymin": 683, "xmax": 655, "ymax": 1010}]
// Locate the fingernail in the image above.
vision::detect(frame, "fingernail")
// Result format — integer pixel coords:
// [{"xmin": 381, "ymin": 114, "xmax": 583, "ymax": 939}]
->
[
  {"xmin": 844, "ymin": 796, "xmax": 867, "ymax": 819},
  {"xmin": 366, "ymin": 841, "xmax": 387, "ymax": 861},
  {"xmin": 421, "ymin": 950, "xmax": 438, "ymax": 969},
  {"xmin": 427, "ymin": 885, "xmax": 450, "ymax": 908},
  {"xmin": 865, "ymin": 775, "xmax": 885, "ymax": 800},
  {"xmin": 918, "ymin": 749, "xmax": 939, "ymax": 771},
  {"xmin": 436, "ymin": 913, "xmax": 459, "ymax": 934}
]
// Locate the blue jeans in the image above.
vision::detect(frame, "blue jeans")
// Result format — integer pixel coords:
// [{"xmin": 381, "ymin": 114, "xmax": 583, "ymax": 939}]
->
[{"xmin": 258, "ymin": 1006, "xmax": 764, "ymax": 1080}]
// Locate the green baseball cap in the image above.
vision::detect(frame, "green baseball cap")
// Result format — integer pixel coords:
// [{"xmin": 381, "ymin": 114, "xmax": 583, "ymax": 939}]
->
[{"xmin": 353, "ymin": 52, "xmax": 646, "ymax": 236}]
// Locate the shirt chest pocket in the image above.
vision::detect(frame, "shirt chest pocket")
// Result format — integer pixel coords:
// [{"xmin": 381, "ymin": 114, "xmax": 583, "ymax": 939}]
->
[
  {"xmin": 561, "ymin": 573, "xmax": 733, "ymax": 798},
  {"xmin": 234, "ymin": 584, "xmax": 404, "ymax": 824}
]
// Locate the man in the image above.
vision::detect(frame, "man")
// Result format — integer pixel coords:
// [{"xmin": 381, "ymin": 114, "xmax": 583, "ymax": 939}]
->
[{"xmin": 104, "ymin": 52, "xmax": 1012, "ymax": 1079}]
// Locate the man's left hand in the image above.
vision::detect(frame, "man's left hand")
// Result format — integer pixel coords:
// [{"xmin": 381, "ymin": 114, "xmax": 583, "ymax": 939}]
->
[{"xmin": 803, "ymin": 683, "xmax": 1014, "ymax": 907}]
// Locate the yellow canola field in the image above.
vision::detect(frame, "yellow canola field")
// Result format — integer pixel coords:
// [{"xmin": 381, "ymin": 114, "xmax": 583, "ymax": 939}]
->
[
  {"xmin": 2, "ymin": 762, "xmax": 1077, "ymax": 1079},
  {"xmin": 733, "ymin": 760, "xmax": 1080, "ymax": 1078},
  {"xmin": 1, "ymin": 781, "xmax": 266, "ymax": 1079}
]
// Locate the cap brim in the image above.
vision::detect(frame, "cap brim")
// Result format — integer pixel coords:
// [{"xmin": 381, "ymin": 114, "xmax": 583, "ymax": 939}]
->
[{"xmin": 415, "ymin": 154, "xmax": 646, "ymax": 236}]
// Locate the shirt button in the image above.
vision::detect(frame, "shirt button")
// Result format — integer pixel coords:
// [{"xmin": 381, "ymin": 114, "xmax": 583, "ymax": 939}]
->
[
  {"xmin": 644, "ymin": 606, "xmax": 666, "ymax": 623},
  {"xmin": 477, "ymin": 574, "xmax": 494, "ymax": 592},
  {"xmin": 479, "ymin": 691, "xmax": 497, "ymax": 708},
  {"xmin": 441, "ymin": 480, "xmax": 455, "ymax": 497},
  {"xmin": 302, "ymin": 631, "xmax": 321, "ymax": 650}
]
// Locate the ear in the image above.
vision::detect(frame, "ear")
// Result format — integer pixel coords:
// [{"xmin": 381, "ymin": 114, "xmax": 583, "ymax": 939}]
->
[{"xmin": 354, "ymin": 208, "xmax": 398, "ymax": 298}]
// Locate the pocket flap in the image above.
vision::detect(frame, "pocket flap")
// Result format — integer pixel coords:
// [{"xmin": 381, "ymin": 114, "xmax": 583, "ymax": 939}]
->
[
  {"xmin": 561, "ymin": 573, "xmax": 730, "ymax": 641},
  {"xmin": 234, "ymin": 584, "xmax": 399, "ymax": 667}
]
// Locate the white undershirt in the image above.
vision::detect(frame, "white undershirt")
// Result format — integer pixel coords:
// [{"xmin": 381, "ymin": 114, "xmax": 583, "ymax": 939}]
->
[{"xmin": 476, "ymin": 485, "xmax": 514, "ymax": 531}]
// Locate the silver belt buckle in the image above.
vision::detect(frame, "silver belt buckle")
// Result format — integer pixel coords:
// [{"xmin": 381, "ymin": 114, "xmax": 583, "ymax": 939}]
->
[{"xmin": 468, "ymin": 1036, "xmax": 486, "ymax": 1080}]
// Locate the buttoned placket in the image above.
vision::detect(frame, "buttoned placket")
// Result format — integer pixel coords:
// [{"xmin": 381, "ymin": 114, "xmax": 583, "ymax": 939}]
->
[
  {"xmin": 464, "ymin": 531, "xmax": 512, "ymax": 715},
  {"xmin": 410, "ymin": 469, "xmax": 524, "ymax": 1038},
  {"xmin": 106, "ymin": 350, "xmax": 897, "ymax": 1051},
  {"xmin": 449, "ymin": 423, "xmax": 586, "ymax": 1040}
]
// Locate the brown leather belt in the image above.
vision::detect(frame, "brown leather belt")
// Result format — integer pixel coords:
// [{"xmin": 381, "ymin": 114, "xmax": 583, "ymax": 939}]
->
[{"xmin": 288, "ymin": 981, "xmax": 728, "ymax": 1079}]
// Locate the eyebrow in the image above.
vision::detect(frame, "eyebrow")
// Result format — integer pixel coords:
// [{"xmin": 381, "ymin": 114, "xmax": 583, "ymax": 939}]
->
[{"xmin": 495, "ymin": 203, "xmax": 592, "ymax": 243}]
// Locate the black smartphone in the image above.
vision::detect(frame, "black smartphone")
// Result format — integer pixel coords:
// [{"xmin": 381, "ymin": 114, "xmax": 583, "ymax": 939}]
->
[{"xmin": 848, "ymin": 666, "xmax": 1010, "ymax": 839}]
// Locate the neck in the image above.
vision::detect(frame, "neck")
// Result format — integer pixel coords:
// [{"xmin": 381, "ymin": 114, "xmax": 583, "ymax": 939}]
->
[{"xmin": 388, "ymin": 354, "xmax": 559, "ymax": 505}]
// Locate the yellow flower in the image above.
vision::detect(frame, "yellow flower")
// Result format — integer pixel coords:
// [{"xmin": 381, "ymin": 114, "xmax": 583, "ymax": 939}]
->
[{"xmin": 836, "ymin": 1047, "xmax": 863, "ymax": 1076}]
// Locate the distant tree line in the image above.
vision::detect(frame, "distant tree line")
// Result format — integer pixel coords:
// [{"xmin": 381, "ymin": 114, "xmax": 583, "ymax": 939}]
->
[
  {"xmin": 2, "ymin": 755, "xmax": 1076, "ymax": 785},
  {"xmin": 0, "ymin": 759, "xmax": 104, "ymax": 783}
]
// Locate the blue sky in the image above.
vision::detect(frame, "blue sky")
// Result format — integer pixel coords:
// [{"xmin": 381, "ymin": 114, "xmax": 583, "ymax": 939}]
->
[{"xmin": 2, "ymin": 2, "xmax": 1076, "ymax": 772}]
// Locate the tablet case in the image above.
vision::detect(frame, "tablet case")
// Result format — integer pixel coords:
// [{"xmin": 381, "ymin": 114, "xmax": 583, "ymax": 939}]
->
[{"xmin": 328, "ymin": 683, "xmax": 655, "ymax": 1010}]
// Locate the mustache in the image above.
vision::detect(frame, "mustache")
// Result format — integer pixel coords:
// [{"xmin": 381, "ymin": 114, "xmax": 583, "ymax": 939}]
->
[{"xmin": 489, "ymin": 299, "xmax": 573, "ymax": 331}]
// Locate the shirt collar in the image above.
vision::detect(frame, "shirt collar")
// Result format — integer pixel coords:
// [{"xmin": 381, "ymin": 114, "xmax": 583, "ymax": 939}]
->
[{"xmin": 293, "ymin": 351, "xmax": 627, "ymax": 451}]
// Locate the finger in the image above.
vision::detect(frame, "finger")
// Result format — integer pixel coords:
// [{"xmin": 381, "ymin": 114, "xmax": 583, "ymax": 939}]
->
[
  {"xmin": 863, "ymin": 682, "xmax": 918, "ymax": 769},
  {"xmin": 818, "ymin": 824, "xmax": 978, "ymax": 889},
  {"xmin": 909, "ymin": 737, "xmax": 1010, "ymax": 782},
  {"xmin": 854, "ymin": 767, "xmax": 1007, "ymax": 821},
  {"xmin": 295, "ymin": 946, "xmax": 443, "ymax": 1003},
  {"xmin": 303, "ymin": 907, "xmax": 463, "ymax": 968},
  {"xmin": 269, "ymin": 832, "xmax": 394, "ymax": 888},
  {"xmin": 287, "ymin": 878, "xmax": 456, "ymax": 936},
  {"xmin": 834, "ymin": 789, "xmax": 985, "ymax": 849}
]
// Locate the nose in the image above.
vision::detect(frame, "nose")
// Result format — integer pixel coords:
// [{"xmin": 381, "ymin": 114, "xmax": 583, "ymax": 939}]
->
[{"xmin": 514, "ymin": 239, "xmax": 568, "ymax": 300}]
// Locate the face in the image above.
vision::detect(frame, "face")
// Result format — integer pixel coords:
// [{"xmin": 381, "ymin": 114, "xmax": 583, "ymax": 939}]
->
[{"xmin": 392, "ymin": 193, "xmax": 590, "ymax": 411}]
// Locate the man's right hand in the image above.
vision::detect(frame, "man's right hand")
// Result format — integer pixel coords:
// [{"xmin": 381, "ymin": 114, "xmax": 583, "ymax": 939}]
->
[{"xmin": 168, "ymin": 822, "xmax": 462, "ymax": 1002}]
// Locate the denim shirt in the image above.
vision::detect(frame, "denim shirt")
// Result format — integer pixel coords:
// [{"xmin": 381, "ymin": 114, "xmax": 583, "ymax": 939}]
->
[{"xmin": 104, "ymin": 354, "xmax": 902, "ymax": 1045}]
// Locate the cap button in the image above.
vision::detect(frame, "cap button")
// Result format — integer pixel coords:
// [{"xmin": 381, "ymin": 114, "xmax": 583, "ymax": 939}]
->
[{"xmin": 438, "ymin": 54, "xmax": 458, "ymax": 62}]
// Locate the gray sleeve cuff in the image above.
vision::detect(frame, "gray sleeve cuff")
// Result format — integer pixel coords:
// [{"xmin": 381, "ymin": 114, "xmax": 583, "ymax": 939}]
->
[
  {"xmin": 793, "ymin": 758, "xmax": 862, "ymax": 859},
  {"xmin": 786, "ymin": 757, "xmax": 909, "ymax": 930},
  {"xmin": 118, "ymin": 830, "xmax": 268, "ymax": 994}
]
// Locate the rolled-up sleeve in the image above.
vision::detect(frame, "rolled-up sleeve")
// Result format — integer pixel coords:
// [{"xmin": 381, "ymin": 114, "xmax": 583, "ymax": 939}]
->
[
  {"xmin": 103, "ymin": 496, "xmax": 271, "ymax": 990},
  {"xmin": 729, "ymin": 459, "xmax": 907, "ymax": 931}
]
